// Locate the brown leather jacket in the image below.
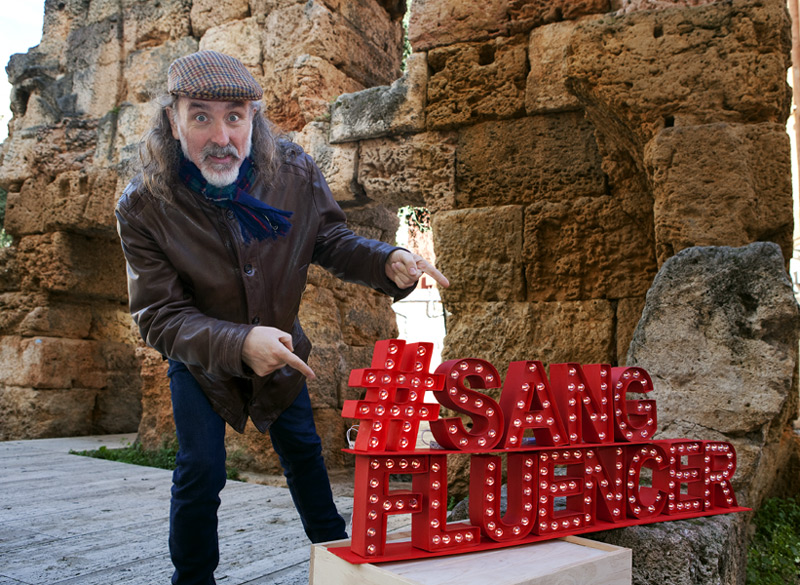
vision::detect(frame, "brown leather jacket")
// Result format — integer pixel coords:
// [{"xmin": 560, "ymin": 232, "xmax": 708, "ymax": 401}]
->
[{"xmin": 116, "ymin": 145, "xmax": 410, "ymax": 433}]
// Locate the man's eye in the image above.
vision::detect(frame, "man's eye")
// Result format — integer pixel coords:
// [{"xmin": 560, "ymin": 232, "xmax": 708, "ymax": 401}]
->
[
  {"xmin": 228, "ymin": 114, "xmax": 241, "ymax": 122},
  {"xmin": 195, "ymin": 114, "xmax": 207, "ymax": 122}
]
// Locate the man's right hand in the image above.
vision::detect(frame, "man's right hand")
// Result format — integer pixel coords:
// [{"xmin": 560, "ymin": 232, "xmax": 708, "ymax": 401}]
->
[{"xmin": 242, "ymin": 326, "xmax": 316, "ymax": 380}]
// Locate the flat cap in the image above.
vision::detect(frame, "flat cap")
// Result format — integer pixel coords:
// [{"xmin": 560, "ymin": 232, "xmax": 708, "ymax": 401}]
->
[{"xmin": 168, "ymin": 50, "xmax": 263, "ymax": 101}]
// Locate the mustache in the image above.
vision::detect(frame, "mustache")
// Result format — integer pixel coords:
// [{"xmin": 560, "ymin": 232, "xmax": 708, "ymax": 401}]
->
[{"xmin": 202, "ymin": 143, "xmax": 240, "ymax": 161}]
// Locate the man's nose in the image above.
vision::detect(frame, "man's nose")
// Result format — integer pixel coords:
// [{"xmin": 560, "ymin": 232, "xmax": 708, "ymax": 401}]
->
[{"xmin": 209, "ymin": 120, "xmax": 230, "ymax": 146}]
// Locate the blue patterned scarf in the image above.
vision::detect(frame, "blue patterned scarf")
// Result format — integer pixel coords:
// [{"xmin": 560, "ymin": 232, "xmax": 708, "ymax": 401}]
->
[{"xmin": 178, "ymin": 155, "xmax": 292, "ymax": 242}]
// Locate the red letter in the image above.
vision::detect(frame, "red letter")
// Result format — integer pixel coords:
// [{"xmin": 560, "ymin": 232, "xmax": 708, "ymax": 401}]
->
[
  {"xmin": 611, "ymin": 366, "xmax": 657, "ymax": 442},
  {"xmin": 411, "ymin": 454, "xmax": 480, "ymax": 551},
  {"xmin": 550, "ymin": 364, "xmax": 613, "ymax": 444},
  {"xmin": 702, "ymin": 441, "xmax": 738, "ymax": 510},
  {"xmin": 430, "ymin": 359, "xmax": 503, "ymax": 451},
  {"xmin": 469, "ymin": 453, "xmax": 536, "ymax": 541},
  {"xmin": 343, "ymin": 340, "xmax": 441, "ymax": 451},
  {"xmin": 533, "ymin": 448, "xmax": 593, "ymax": 535},
  {"xmin": 351, "ymin": 454, "xmax": 426, "ymax": 558},
  {"xmin": 625, "ymin": 443, "xmax": 669, "ymax": 519},
  {"xmin": 584, "ymin": 446, "xmax": 627, "ymax": 523},
  {"xmin": 658, "ymin": 440, "xmax": 705, "ymax": 515},
  {"xmin": 498, "ymin": 361, "xmax": 568, "ymax": 448}
]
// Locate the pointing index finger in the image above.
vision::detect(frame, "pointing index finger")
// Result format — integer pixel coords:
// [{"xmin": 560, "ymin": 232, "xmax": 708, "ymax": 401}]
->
[
  {"xmin": 278, "ymin": 345, "xmax": 316, "ymax": 380},
  {"xmin": 419, "ymin": 259, "xmax": 450, "ymax": 288}
]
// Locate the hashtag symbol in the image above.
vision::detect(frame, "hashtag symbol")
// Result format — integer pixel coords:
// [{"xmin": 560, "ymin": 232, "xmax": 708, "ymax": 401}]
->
[{"xmin": 342, "ymin": 339, "xmax": 442, "ymax": 451}]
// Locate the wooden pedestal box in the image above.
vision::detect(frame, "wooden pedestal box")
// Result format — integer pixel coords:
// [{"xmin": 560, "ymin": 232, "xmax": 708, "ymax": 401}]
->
[{"xmin": 310, "ymin": 535, "xmax": 632, "ymax": 585}]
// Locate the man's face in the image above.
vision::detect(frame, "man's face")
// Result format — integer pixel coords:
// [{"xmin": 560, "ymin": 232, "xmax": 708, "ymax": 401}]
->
[{"xmin": 168, "ymin": 97, "xmax": 255, "ymax": 187}]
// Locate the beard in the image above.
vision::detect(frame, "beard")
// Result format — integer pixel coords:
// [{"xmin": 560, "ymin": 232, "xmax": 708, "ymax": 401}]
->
[{"xmin": 177, "ymin": 126, "xmax": 253, "ymax": 188}]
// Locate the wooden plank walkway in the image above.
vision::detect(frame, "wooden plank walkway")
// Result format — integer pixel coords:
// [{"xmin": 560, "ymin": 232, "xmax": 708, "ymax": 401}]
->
[{"xmin": 0, "ymin": 434, "xmax": 356, "ymax": 585}]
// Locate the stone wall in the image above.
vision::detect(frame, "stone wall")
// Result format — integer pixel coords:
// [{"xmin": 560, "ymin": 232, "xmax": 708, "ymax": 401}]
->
[
  {"xmin": 0, "ymin": 0, "xmax": 796, "ymax": 516},
  {"xmin": 0, "ymin": 0, "xmax": 407, "ymax": 475},
  {"xmin": 329, "ymin": 0, "xmax": 796, "ymax": 505}
]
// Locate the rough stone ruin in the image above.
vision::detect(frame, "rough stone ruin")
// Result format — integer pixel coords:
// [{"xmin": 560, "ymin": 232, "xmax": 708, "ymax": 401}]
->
[{"xmin": 0, "ymin": 0, "xmax": 798, "ymax": 581}]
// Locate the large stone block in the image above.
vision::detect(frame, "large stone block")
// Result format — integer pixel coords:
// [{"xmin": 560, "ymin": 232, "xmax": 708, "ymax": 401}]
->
[
  {"xmin": 294, "ymin": 122, "xmax": 359, "ymax": 202},
  {"xmin": 426, "ymin": 35, "xmax": 528, "ymax": 130},
  {"xmin": 14, "ymin": 232, "xmax": 128, "ymax": 302},
  {"xmin": 299, "ymin": 282, "xmax": 345, "ymax": 347},
  {"xmin": 5, "ymin": 176, "xmax": 49, "ymax": 236},
  {"xmin": 121, "ymin": 0, "xmax": 192, "ymax": 52},
  {"xmin": 523, "ymin": 196, "xmax": 656, "ymax": 301},
  {"xmin": 357, "ymin": 131, "xmax": 456, "ymax": 212},
  {"xmin": 46, "ymin": 169, "xmax": 119, "ymax": 234},
  {"xmin": 319, "ymin": 0, "xmax": 405, "ymax": 52},
  {"xmin": 0, "ymin": 292, "xmax": 55, "ymax": 338},
  {"xmin": 433, "ymin": 206, "xmax": 526, "ymax": 303},
  {"xmin": 408, "ymin": 0, "xmax": 509, "ymax": 52},
  {"xmin": 337, "ymin": 286, "xmax": 398, "ymax": 347},
  {"xmin": 199, "ymin": 17, "xmax": 263, "ymax": 72},
  {"xmin": 307, "ymin": 343, "xmax": 348, "ymax": 410},
  {"xmin": 442, "ymin": 299, "xmax": 616, "ymax": 380},
  {"xmin": 310, "ymin": 258, "xmax": 399, "ymax": 347},
  {"xmin": 191, "ymin": 0, "xmax": 250, "ymax": 37},
  {"xmin": 341, "ymin": 202, "xmax": 401, "ymax": 246},
  {"xmin": 0, "ymin": 293, "xmax": 47, "ymax": 336},
  {"xmin": 95, "ymin": 101, "xmax": 154, "ymax": 167},
  {"xmin": 65, "ymin": 15, "xmax": 124, "ymax": 117},
  {"xmin": 526, "ymin": 20, "xmax": 584, "ymax": 114},
  {"xmin": 88, "ymin": 302, "xmax": 139, "ymax": 344},
  {"xmin": 0, "ymin": 385, "xmax": 100, "ymax": 440},
  {"xmin": 1, "ymin": 118, "xmax": 99, "ymax": 191},
  {"xmin": 262, "ymin": 55, "xmax": 365, "ymax": 132},
  {"xmin": 262, "ymin": 2, "xmax": 402, "ymax": 91},
  {"xmin": 0, "ymin": 336, "xmax": 106, "ymax": 389},
  {"xmin": 39, "ymin": 0, "xmax": 89, "ymax": 59},
  {"xmin": 125, "ymin": 37, "xmax": 199, "ymax": 103},
  {"xmin": 0, "ymin": 132, "xmax": 39, "ymax": 191},
  {"xmin": 590, "ymin": 513, "xmax": 748, "ymax": 585},
  {"xmin": 645, "ymin": 122, "xmax": 793, "ymax": 265},
  {"xmin": 17, "ymin": 299, "xmax": 92, "ymax": 339},
  {"xmin": 566, "ymin": 0, "xmax": 791, "ymax": 147},
  {"xmin": 627, "ymin": 242, "xmax": 800, "ymax": 505},
  {"xmin": 329, "ymin": 52, "xmax": 427, "ymax": 143},
  {"xmin": 455, "ymin": 114, "xmax": 606, "ymax": 208},
  {"xmin": 408, "ymin": 0, "xmax": 610, "ymax": 51}
]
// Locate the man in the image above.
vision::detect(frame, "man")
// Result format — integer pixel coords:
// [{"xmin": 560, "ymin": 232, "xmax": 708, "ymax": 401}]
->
[{"xmin": 115, "ymin": 50, "xmax": 448, "ymax": 585}]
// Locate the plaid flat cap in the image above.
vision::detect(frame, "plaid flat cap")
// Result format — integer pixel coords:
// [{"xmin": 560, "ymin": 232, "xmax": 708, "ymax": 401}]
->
[{"xmin": 168, "ymin": 50, "xmax": 263, "ymax": 101}]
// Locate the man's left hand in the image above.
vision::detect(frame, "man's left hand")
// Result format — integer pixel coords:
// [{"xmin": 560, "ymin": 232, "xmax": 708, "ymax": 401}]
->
[{"xmin": 385, "ymin": 249, "xmax": 450, "ymax": 290}]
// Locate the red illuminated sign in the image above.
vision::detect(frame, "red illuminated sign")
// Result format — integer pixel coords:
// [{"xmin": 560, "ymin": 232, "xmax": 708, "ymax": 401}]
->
[{"xmin": 332, "ymin": 339, "xmax": 746, "ymax": 564}]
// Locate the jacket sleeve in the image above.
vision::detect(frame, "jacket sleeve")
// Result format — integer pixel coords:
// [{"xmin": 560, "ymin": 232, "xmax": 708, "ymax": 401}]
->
[
  {"xmin": 115, "ymin": 190, "xmax": 254, "ymax": 379},
  {"xmin": 305, "ymin": 157, "xmax": 416, "ymax": 302}
]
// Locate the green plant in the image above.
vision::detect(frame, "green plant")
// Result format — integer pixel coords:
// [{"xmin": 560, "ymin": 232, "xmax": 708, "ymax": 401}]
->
[
  {"xmin": 746, "ymin": 495, "xmax": 800, "ymax": 585},
  {"xmin": 71, "ymin": 439, "xmax": 241, "ymax": 481},
  {"xmin": 399, "ymin": 206, "xmax": 431, "ymax": 233}
]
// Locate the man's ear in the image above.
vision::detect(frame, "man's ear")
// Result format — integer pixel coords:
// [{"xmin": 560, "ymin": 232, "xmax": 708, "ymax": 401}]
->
[{"xmin": 166, "ymin": 106, "xmax": 180, "ymax": 140}]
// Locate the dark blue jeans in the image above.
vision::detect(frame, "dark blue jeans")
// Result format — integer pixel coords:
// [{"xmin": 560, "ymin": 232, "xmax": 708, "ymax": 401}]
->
[{"xmin": 167, "ymin": 360, "xmax": 347, "ymax": 585}]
